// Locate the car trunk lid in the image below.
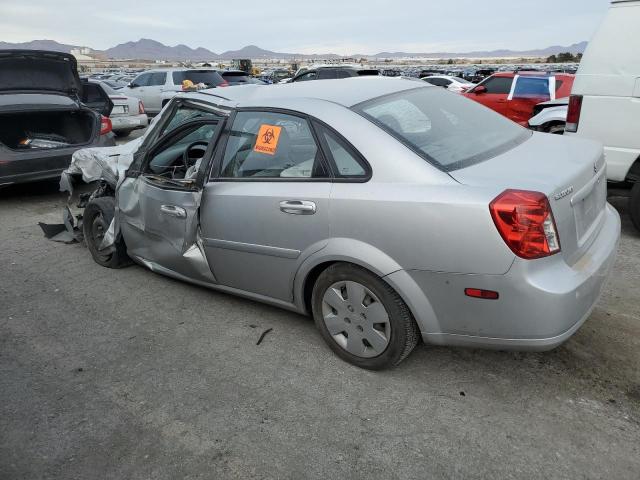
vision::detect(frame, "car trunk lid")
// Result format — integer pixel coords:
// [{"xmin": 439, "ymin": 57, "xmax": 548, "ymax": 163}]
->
[
  {"xmin": 0, "ymin": 50, "xmax": 82, "ymax": 98},
  {"xmin": 450, "ymin": 132, "xmax": 607, "ymax": 265}
]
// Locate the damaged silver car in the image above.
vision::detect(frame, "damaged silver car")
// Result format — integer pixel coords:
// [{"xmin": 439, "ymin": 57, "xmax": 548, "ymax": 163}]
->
[{"xmin": 64, "ymin": 77, "xmax": 620, "ymax": 369}]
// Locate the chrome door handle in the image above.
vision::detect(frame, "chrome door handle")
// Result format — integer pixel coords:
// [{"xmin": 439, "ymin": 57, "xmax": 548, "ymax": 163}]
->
[
  {"xmin": 279, "ymin": 200, "xmax": 316, "ymax": 215},
  {"xmin": 160, "ymin": 205, "xmax": 187, "ymax": 218}
]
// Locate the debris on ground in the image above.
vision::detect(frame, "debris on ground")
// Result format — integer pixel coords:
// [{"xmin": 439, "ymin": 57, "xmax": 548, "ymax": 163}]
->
[{"xmin": 256, "ymin": 328, "xmax": 273, "ymax": 346}]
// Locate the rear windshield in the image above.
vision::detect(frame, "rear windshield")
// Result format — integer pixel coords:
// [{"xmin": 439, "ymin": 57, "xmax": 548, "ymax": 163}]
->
[
  {"xmin": 172, "ymin": 70, "xmax": 225, "ymax": 87},
  {"xmin": 222, "ymin": 72, "xmax": 250, "ymax": 83},
  {"xmin": 352, "ymin": 87, "xmax": 530, "ymax": 171},
  {"xmin": 357, "ymin": 70, "xmax": 380, "ymax": 76}
]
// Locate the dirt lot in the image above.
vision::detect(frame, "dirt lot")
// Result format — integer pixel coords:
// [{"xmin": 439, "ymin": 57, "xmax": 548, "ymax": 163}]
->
[{"xmin": 1, "ymin": 176, "xmax": 639, "ymax": 479}]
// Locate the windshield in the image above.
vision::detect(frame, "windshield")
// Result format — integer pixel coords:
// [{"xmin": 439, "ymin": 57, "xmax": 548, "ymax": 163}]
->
[
  {"xmin": 172, "ymin": 70, "xmax": 225, "ymax": 88},
  {"xmin": 352, "ymin": 87, "xmax": 530, "ymax": 171},
  {"xmin": 222, "ymin": 72, "xmax": 250, "ymax": 83}
]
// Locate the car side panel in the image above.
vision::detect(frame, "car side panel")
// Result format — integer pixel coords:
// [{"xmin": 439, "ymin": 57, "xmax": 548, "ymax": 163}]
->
[{"xmin": 327, "ymin": 182, "xmax": 515, "ymax": 276}]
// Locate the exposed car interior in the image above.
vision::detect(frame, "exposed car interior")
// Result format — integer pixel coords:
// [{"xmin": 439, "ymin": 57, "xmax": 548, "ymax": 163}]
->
[
  {"xmin": 0, "ymin": 110, "xmax": 95, "ymax": 150},
  {"xmin": 146, "ymin": 122, "xmax": 218, "ymax": 182},
  {"xmin": 220, "ymin": 112, "xmax": 326, "ymax": 178}
]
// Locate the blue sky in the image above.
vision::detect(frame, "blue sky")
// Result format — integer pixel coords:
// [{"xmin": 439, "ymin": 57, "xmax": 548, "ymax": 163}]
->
[{"xmin": 0, "ymin": 0, "xmax": 611, "ymax": 54}]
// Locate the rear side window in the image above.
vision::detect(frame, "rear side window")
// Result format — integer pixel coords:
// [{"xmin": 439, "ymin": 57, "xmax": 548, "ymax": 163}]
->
[
  {"xmin": 172, "ymin": 70, "xmax": 225, "ymax": 88},
  {"xmin": 317, "ymin": 69, "xmax": 338, "ymax": 80},
  {"xmin": 294, "ymin": 71, "xmax": 318, "ymax": 82},
  {"xmin": 353, "ymin": 87, "xmax": 530, "ymax": 171},
  {"xmin": 480, "ymin": 76, "xmax": 513, "ymax": 94},
  {"xmin": 512, "ymin": 77, "xmax": 551, "ymax": 98},
  {"xmin": 148, "ymin": 72, "xmax": 167, "ymax": 86},
  {"xmin": 133, "ymin": 73, "xmax": 151, "ymax": 86},
  {"xmin": 220, "ymin": 111, "xmax": 327, "ymax": 179},
  {"xmin": 316, "ymin": 125, "xmax": 368, "ymax": 178}
]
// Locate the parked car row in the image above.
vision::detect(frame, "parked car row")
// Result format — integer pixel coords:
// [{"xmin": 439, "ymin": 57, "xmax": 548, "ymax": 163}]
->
[
  {"xmin": 89, "ymin": 80, "xmax": 148, "ymax": 138},
  {"xmin": 421, "ymin": 75, "xmax": 476, "ymax": 93},
  {"xmin": 463, "ymin": 71, "xmax": 575, "ymax": 126}
]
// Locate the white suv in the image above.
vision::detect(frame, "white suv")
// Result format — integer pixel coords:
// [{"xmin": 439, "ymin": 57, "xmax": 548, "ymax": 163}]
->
[
  {"xmin": 566, "ymin": 0, "xmax": 640, "ymax": 229},
  {"xmin": 123, "ymin": 69, "xmax": 227, "ymax": 115}
]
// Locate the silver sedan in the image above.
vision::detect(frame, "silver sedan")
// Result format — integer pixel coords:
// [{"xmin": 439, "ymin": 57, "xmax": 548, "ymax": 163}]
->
[{"xmin": 70, "ymin": 77, "xmax": 620, "ymax": 369}]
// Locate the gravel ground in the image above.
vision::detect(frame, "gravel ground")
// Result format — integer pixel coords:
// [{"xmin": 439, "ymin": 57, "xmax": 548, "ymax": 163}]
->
[{"xmin": 1, "ymin": 176, "xmax": 639, "ymax": 479}]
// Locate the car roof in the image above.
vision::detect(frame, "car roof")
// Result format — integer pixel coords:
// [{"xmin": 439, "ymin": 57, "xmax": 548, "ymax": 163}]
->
[
  {"xmin": 306, "ymin": 63, "xmax": 360, "ymax": 70},
  {"xmin": 194, "ymin": 76, "xmax": 429, "ymax": 109},
  {"xmin": 424, "ymin": 75, "xmax": 461, "ymax": 80}
]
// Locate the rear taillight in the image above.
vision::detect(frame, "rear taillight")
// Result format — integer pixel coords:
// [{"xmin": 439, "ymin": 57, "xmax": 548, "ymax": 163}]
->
[
  {"xmin": 565, "ymin": 94, "xmax": 583, "ymax": 133},
  {"xmin": 218, "ymin": 80, "xmax": 230, "ymax": 87},
  {"xmin": 490, "ymin": 190, "xmax": 561, "ymax": 260},
  {"xmin": 100, "ymin": 115, "xmax": 112, "ymax": 135},
  {"xmin": 138, "ymin": 100, "xmax": 145, "ymax": 114}
]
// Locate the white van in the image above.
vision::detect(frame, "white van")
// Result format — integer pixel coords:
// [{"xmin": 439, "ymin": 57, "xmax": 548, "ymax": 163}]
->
[{"xmin": 566, "ymin": 0, "xmax": 640, "ymax": 230}]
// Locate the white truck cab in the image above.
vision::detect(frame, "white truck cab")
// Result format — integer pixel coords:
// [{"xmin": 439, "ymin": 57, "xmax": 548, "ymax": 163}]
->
[{"xmin": 566, "ymin": 0, "xmax": 640, "ymax": 229}]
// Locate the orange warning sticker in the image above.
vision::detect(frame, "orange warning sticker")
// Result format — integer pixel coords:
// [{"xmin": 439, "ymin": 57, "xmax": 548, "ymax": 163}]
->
[{"xmin": 253, "ymin": 124, "xmax": 282, "ymax": 155}]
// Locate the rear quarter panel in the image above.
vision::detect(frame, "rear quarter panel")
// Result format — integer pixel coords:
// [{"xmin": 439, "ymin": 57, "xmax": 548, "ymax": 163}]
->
[{"xmin": 328, "ymin": 182, "xmax": 515, "ymax": 275}]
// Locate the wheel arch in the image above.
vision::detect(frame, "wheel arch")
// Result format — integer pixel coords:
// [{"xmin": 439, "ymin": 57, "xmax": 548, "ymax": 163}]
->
[
  {"xmin": 625, "ymin": 155, "xmax": 640, "ymax": 183},
  {"xmin": 293, "ymin": 238, "xmax": 439, "ymax": 336}
]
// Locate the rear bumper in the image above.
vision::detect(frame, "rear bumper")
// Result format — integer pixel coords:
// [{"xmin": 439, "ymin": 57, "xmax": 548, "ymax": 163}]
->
[
  {"xmin": 111, "ymin": 114, "xmax": 148, "ymax": 132},
  {"xmin": 388, "ymin": 203, "xmax": 621, "ymax": 350}
]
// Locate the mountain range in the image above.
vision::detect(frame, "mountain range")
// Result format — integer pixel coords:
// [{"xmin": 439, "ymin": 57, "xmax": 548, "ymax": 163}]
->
[{"xmin": 0, "ymin": 38, "xmax": 588, "ymax": 61}]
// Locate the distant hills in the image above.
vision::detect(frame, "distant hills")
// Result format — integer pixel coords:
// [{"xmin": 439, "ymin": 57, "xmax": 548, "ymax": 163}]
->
[
  {"xmin": 0, "ymin": 38, "xmax": 588, "ymax": 61},
  {"xmin": 370, "ymin": 42, "xmax": 588, "ymax": 59}
]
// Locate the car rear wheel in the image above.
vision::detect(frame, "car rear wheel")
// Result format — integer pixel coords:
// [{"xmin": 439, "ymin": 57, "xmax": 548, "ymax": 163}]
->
[
  {"xmin": 311, "ymin": 263, "xmax": 419, "ymax": 370},
  {"xmin": 83, "ymin": 196, "xmax": 130, "ymax": 268},
  {"xmin": 630, "ymin": 181, "xmax": 640, "ymax": 232},
  {"xmin": 547, "ymin": 123, "xmax": 565, "ymax": 135}
]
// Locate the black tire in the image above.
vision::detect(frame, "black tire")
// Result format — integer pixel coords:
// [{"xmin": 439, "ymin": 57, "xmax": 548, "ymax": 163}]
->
[
  {"xmin": 311, "ymin": 263, "xmax": 420, "ymax": 370},
  {"xmin": 114, "ymin": 130, "xmax": 132, "ymax": 138},
  {"xmin": 547, "ymin": 123, "xmax": 565, "ymax": 135},
  {"xmin": 82, "ymin": 196, "xmax": 130, "ymax": 268},
  {"xmin": 630, "ymin": 181, "xmax": 640, "ymax": 232}
]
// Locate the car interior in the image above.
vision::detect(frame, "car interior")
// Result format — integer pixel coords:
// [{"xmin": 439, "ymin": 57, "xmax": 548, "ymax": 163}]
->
[
  {"xmin": 220, "ymin": 120, "xmax": 326, "ymax": 178},
  {"xmin": 145, "ymin": 122, "xmax": 218, "ymax": 182}
]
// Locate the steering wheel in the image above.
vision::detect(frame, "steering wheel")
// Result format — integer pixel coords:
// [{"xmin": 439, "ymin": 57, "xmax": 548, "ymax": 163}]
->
[{"xmin": 182, "ymin": 141, "xmax": 209, "ymax": 170}]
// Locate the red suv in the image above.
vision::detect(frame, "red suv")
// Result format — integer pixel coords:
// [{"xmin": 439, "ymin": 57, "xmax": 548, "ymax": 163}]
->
[{"xmin": 462, "ymin": 72, "xmax": 574, "ymax": 126}]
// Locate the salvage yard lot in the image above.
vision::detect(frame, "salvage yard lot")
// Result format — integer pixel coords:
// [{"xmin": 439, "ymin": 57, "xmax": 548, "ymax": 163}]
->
[{"xmin": 1, "ymin": 181, "xmax": 639, "ymax": 479}]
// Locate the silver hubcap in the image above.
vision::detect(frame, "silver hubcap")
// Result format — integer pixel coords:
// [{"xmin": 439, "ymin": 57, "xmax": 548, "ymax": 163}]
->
[{"xmin": 321, "ymin": 281, "xmax": 391, "ymax": 358}]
